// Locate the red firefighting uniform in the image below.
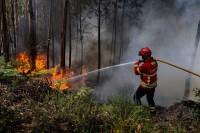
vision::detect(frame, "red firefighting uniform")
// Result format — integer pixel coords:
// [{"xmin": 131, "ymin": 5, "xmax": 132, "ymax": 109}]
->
[
  {"xmin": 134, "ymin": 57, "xmax": 158, "ymax": 88},
  {"xmin": 133, "ymin": 57, "xmax": 158, "ymax": 106}
]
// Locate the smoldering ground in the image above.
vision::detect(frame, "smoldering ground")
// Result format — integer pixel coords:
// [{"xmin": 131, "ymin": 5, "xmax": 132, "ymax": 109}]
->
[{"xmin": 94, "ymin": 0, "xmax": 200, "ymax": 106}]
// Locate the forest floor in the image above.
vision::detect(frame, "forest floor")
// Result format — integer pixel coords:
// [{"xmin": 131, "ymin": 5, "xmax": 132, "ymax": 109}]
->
[{"xmin": 0, "ymin": 78, "xmax": 200, "ymax": 133}]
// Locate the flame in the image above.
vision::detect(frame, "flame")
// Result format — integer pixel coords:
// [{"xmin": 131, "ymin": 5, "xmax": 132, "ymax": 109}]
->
[
  {"xmin": 50, "ymin": 66, "xmax": 74, "ymax": 91},
  {"xmin": 16, "ymin": 52, "xmax": 31, "ymax": 74},
  {"xmin": 16, "ymin": 52, "xmax": 47, "ymax": 74},
  {"xmin": 35, "ymin": 54, "xmax": 47, "ymax": 71},
  {"xmin": 59, "ymin": 82, "xmax": 70, "ymax": 91},
  {"xmin": 49, "ymin": 66, "xmax": 89, "ymax": 91}
]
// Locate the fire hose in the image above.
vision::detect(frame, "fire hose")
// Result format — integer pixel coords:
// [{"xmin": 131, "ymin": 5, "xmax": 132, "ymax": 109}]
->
[{"xmin": 156, "ymin": 59, "xmax": 200, "ymax": 78}]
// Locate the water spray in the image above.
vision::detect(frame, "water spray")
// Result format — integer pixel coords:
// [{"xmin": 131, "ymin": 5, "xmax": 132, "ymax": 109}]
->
[{"xmin": 68, "ymin": 61, "xmax": 136, "ymax": 81}]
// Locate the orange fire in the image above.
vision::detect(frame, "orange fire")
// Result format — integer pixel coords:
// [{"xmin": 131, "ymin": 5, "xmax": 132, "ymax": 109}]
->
[
  {"xmin": 16, "ymin": 52, "xmax": 47, "ymax": 74},
  {"xmin": 50, "ymin": 66, "xmax": 74, "ymax": 91},
  {"xmin": 16, "ymin": 52, "xmax": 31, "ymax": 74},
  {"xmin": 35, "ymin": 54, "xmax": 47, "ymax": 71}
]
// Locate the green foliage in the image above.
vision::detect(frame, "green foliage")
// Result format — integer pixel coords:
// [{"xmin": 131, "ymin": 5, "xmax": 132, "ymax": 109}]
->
[
  {"xmin": 0, "ymin": 56, "xmax": 27, "ymax": 85},
  {"xmin": 109, "ymin": 96, "xmax": 153, "ymax": 132},
  {"xmin": 74, "ymin": 87, "xmax": 94, "ymax": 99},
  {"xmin": 30, "ymin": 88, "xmax": 97, "ymax": 132},
  {"xmin": 23, "ymin": 87, "xmax": 153, "ymax": 132},
  {"xmin": 193, "ymin": 88, "xmax": 200, "ymax": 120},
  {"xmin": 111, "ymin": 96, "xmax": 138, "ymax": 120},
  {"xmin": 174, "ymin": 124, "xmax": 187, "ymax": 133},
  {"xmin": 20, "ymin": 87, "xmax": 199, "ymax": 132},
  {"xmin": 0, "ymin": 56, "xmax": 21, "ymax": 78},
  {"xmin": 194, "ymin": 88, "xmax": 200, "ymax": 100}
]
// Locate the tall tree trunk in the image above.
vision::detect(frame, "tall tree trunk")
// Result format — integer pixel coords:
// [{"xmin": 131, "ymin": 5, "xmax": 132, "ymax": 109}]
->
[
  {"xmin": 97, "ymin": 0, "xmax": 102, "ymax": 81},
  {"xmin": 111, "ymin": 0, "xmax": 118, "ymax": 65},
  {"xmin": 0, "ymin": 0, "xmax": 2, "ymax": 24},
  {"xmin": 75, "ymin": 0, "xmax": 79, "ymax": 61},
  {"xmin": 2, "ymin": 0, "xmax": 10, "ymax": 62},
  {"xmin": 11, "ymin": 0, "xmax": 17, "ymax": 56},
  {"xmin": 15, "ymin": 0, "xmax": 19, "ymax": 52},
  {"xmin": 47, "ymin": 0, "xmax": 54, "ymax": 69},
  {"xmin": 52, "ymin": 27, "xmax": 55, "ymax": 67},
  {"xmin": 47, "ymin": 30, "xmax": 50, "ymax": 69},
  {"xmin": 60, "ymin": 0, "xmax": 68, "ymax": 69},
  {"xmin": 79, "ymin": 0, "xmax": 83, "ymax": 73},
  {"xmin": 119, "ymin": 0, "xmax": 125, "ymax": 63},
  {"xmin": 29, "ymin": 0, "xmax": 37, "ymax": 70},
  {"xmin": 69, "ymin": 0, "xmax": 72, "ymax": 68},
  {"xmin": 24, "ymin": 0, "xmax": 29, "ymax": 47},
  {"xmin": 0, "ymin": 1, "xmax": 2, "ymax": 56},
  {"xmin": 50, "ymin": 0, "xmax": 55, "ymax": 67}
]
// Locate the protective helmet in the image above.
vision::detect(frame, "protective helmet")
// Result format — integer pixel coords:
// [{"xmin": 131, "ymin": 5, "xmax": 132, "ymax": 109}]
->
[{"xmin": 139, "ymin": 47, "xmax": 152, "ymax": 56}]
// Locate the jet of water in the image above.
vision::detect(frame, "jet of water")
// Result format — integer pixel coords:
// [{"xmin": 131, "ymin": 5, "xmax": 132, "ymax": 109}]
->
[{"xmin": 68, "ymin": 61, "xmax": 136, "ymax": 81}]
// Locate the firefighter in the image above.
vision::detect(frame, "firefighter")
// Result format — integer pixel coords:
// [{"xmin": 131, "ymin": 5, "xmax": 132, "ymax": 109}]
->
[{"xmin": 133, "ymin": 47, "xmax": 158, "ymax": 111}]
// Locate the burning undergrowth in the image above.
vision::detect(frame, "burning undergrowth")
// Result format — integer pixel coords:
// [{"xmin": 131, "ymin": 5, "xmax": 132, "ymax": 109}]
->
[
  {"xmin": 15, "ymin": 52, "xmax": 32, "ymax": 75},
  {"xmin": 13, "ymin": 51, "xmax": 88, "ymax": 92}
]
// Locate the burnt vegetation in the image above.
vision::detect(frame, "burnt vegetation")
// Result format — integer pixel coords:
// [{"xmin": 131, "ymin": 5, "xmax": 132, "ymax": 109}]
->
[{"xmin": 0, "ymin": 0, "xmax": 200, "ymax": 132}]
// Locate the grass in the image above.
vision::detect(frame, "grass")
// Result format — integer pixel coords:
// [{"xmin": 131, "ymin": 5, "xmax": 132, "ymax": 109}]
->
[
  {"xmin": 34, "ymin": 88, "xmax": 150, "ymax": 132},
  {"xmin": 1, "ymin": 82, "xmax": 200, "ymax": 132},
  {"xmin": 0, "ymin": 83, "xmax": 153, "ymax": 132},
  {"xmin": 193, "ymin": 88, "xmax": 200, "ymax": 121}
]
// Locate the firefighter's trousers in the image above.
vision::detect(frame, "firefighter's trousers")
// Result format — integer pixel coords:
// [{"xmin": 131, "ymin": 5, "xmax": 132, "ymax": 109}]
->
[{"xmin": 134, "ymin": 86, "xmax": 155, "ymax": 107}]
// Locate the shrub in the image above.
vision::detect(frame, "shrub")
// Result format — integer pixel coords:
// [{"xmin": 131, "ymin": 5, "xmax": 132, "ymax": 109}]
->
[{"xmin": 0, "ymin": 56, "xmax": 26, "ymax": 85}]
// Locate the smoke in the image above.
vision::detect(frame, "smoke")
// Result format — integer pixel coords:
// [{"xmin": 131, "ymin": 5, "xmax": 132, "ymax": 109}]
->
[{"xmin": 95, "ymin": 0, "xmax": 200, "ymax": 106}]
